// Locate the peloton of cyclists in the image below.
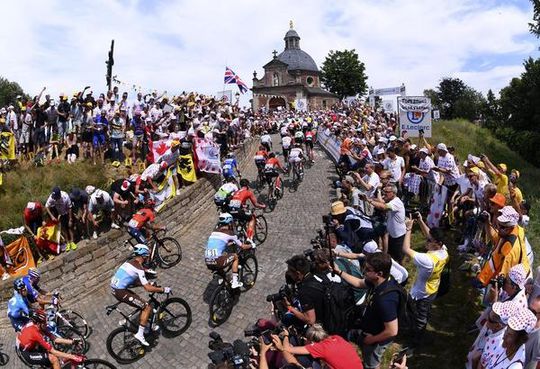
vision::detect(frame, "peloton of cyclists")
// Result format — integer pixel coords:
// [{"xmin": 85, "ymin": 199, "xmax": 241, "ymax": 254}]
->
[{"xmin": 227, "ymin": 179, "xmax": 266, "ymax": 246}]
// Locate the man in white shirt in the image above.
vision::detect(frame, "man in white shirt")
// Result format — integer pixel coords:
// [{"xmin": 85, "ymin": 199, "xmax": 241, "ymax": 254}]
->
[
  {"xmin": 365, "ymin": 184, "xmax": 406, "ymax": 264},
  {"xmin": 382, "ymin": 147, "xmax": 405, "ymax": 187},
  {"xmin": 87, "ymin": 188, "xmax": 120, "ymax": 239},
  {"xmin": 353, "ymin": 164, "xmax": 380, "ymax": 199},
  {"xmin": 45, "ymin": 186, "xmax": 76, "ymax": 250}
]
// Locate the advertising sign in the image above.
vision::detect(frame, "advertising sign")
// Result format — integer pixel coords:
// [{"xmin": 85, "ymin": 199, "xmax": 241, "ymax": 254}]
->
[{"xmin": 398, "ymin": 96, "xmax": 432, "ymax": 137}]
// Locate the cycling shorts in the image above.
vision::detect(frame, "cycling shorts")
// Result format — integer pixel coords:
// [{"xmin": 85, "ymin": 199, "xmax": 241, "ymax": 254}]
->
[
  {"xmin": 18, "ymin": 350, "xmax": 50, "ymax": 366},
  {"xmin": 128, "ymin": 227, "xmax": 147, "ymax": 244},
  {"xmin": 112, "ymin": 288, "xmax": 147, "ymax": 309},
  {"xmin": 289, "ymin": 156, "xmax": 303, "ymax": 164},
  {"xmin": 205, "ymin": 253, "xmax": 235, "ymax": 271},
  {"xmin": 305, "ymin": 140, "xmax": 313, "ymax": 149},
  {"xmin": 230, "ymin": 208, "xmax": 252, "ymax": 222}
]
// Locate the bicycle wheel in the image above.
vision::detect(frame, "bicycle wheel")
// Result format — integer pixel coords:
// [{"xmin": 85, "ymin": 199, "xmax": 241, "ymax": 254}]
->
[
  {"xmin": 157, "ymin": 297, "xmax": 192, "ymax": 338},
  {"xmin": 58, "ymin": 309, "xmax": 90, "ymax": 338},
  {"xmin": 254, "ymin": 215, "xmax": 268, "ymax": 244},
  {"xmin": 56, "ymin": 326, "xmax": 89, "ymax": 354},
  {"xmin": 106, "ymin": 327, "xmax": 145, "ymax": 364},
  {"xmin": 63, "ymin": 358, "xmax": 118, "ymax": 369},
  {"xmin": 209, "ymin": 285, "xmax": 234, "ymax": 326},
  {"xmin": 267, "ymin": 195, "xmax": 276, "ymax": 212},
  {"xmin": 239, "ymin": 254, "xmax": 258, "ymax": 291},
  {"xmin": 156, "ymin": 237, "xmax": 182, "ymax": 268},
  {"xmin": 0, "ymin": 352, "xmax": 9, "ymax": 366}
]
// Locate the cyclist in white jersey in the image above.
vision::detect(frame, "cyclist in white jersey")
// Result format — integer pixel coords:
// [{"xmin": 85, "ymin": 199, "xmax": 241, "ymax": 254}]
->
[{"xmin": 110, "ymin": 244, "xmax": 171, "ymax": 346}]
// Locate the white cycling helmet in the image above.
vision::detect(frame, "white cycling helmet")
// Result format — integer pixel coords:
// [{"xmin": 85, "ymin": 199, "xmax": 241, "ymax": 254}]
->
[
  {"xmin": 218, "ymin": 213, "xmax": 234, "ymax": 225},
  {"xmin": 133, "ymin": 244, "xmax": 150, "ymax": 257}
]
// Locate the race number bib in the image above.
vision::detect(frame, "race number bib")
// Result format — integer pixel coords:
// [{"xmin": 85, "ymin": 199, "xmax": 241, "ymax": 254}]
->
[
  {"xmin": 205, "ymin": 249, "xmax": 219, "ymax": 259},
  {"xmin": 128, "ymin": 219, "xmax": 139, "ymax": 228},
  {"xmin": 229, "ymin": 199, "xmax": 242, "ymax": 209}
]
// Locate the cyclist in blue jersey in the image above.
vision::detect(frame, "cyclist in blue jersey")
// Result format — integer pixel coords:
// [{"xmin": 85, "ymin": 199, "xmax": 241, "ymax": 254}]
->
[
  {"xmin": 205, "ymin": 213, "xmax": 253, "ymax": 289},
  {"xmin": 22, "ymin": 268, "xmax": 56, "ymax": 306},
  {"xmin": 7, "ymin": 278, "xmax": 30, "ymax": 331},
  {"xmin": 222, "ymin": 153, "xmax": 241, "ymax": 182},
  {"xmin": 110, "ymin": 244, "xmax": 171, "ymax": 346}
]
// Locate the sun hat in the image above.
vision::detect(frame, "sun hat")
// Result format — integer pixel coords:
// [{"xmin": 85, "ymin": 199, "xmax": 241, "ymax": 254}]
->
[
  {"xmin": 363, "ymin": 241, "xmax": 380, "ymax": 254},
  {"xmin": 489, "ymin": 193, "xmax": 506, "ymax": 208},
  {"xmin": 508, "ymin": 308, "xmax": 537, "ymax": 333},
  {"xmin": 331, "ymin": 201, "xmax": 347, "ymax": 216},
  {"xmin": 498, "ymin": 163, "xmax": 507, "ymax": 172},
  {"xmin": 492, "ymin": 300, "xmax": 520, "ymax": 324},
  {"xmin": 436, "ymin": 143, "xmax": 448, "ymax": 152},
  {"xmin": 508, "ymin": 264, "xmax": 527, "ymax": 289},
  {"xmin": 419, "ymin": 147, "xmax": 430, "ymax": 154},
  {"xmin": 497, "ymin": 205, "xmax": 520, "ymax": 226}
]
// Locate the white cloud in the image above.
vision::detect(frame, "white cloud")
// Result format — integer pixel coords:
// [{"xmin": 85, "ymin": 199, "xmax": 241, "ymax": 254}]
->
[{"xmin": 0, "ymin": 0, "xmax": 537, "ymax": 104}]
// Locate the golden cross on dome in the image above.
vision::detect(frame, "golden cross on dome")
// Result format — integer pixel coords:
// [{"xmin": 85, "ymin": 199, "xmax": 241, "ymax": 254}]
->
[{"xmin": 289, "ymin": 20, "xmax": 294, "ymax": 29}]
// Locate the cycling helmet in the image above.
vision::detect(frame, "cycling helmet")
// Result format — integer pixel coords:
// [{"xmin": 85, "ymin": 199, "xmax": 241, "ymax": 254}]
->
[
  {"xmin": 226, "ymin": 152, "xmax": 235, "ymax": 158},
  {"xmin": 263, "ymin": 130, "xmax": 268, "ymax": 134},
  {"xmin": 218, "ymin": 213, "xmax": 234, "ymax": 225},
  {"xmin": 13, "ymin": 278, "xmax": 26, "ymax": 291},
  {"xmin": 240, "ymin": 178, "xmax": 250, "ymax": 188},
  {"xmin": 29, "ymin": 309, "xmax": 47, "ymax": 324},
  {"xmin": 28, "ymin": 267, "xmax": 40, "ymax": 281},
  {"xmin": 133, "ymin": 244, "xmax": 150, "ymax": 257}
]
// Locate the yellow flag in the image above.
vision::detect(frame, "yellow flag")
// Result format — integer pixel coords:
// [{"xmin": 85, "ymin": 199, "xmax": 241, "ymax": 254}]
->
[
  {"xmin": 0, "ymin": 132, "xmax": 15, "ymax": 160},
  {"xmin": 178, "ymin": 154, "xmax": 197, "ymax": 182}
]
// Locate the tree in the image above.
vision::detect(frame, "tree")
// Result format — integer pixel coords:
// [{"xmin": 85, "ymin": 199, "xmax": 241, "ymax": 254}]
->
[
  {"xmin": 454, "ymin": 87, "xmax": 487, "ymax": 121},
  {"xmin": 320, "ymin": 49, "xmax": 368, "ymax": 99},
  {"xmin": 436, "ymin": 77, "xmax": 467, "ymax": 119},
  {"xmin": 0, "ymin": 77, "xmax": 25, "ymax": 108},
  {"xmin": 423, "ymin": 88, "xmax": 441, "ymax": 109},
  {"xmin": 530, "ymin": 0, "xmax": 540, "ymax": 37}
]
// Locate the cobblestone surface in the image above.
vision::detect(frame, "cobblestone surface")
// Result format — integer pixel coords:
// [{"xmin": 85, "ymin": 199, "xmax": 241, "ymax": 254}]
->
[{"xmin": 0, "ymin": 136, "xmax": 336, "ymax": 368}]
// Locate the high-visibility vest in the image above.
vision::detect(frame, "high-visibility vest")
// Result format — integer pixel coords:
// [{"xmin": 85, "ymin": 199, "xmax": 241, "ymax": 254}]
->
[{"xmin": 426, "ymin": 251, "xmax": 449, "ymax": 295}]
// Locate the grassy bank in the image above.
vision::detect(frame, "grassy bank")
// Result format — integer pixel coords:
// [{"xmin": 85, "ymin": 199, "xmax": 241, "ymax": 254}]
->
[
  {"xmin": 403, "ymin": 119, "xmax": 539, "ymax": 369},
  {"xmin": 0, "ymin": 161, "xmax": 109, "ymax": 230}
]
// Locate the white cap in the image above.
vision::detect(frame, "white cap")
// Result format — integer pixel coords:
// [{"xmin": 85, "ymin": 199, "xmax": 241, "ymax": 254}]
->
[
  {"xmin": 389, "ymin": 135, "xmax": 397, "ymax": 142},
  {"xmin": 419, "ymin": 147, "xmax": 429, "ymax": 154},
  {"xmin": 363, "ymin": 241, "xmax": 380, "ymax": 254},
  {"xmin": 436, "ymin": 143, "xmax": 448, "ymax": 152}
]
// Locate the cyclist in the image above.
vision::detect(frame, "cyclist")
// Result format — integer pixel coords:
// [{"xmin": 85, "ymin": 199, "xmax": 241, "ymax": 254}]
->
[
  {"xmin": 205, "ymin": 213, "xmax": 253, "ymax": 289},
  {"xmin": 260, "ymin": 131, "xmax": 272, "ymax": 152},
  {"xmin": 288, "ymin": 142, "xmax": 305, "ymax": 176},
  {"xmin": 8, "ymin": 279, "xmax": 30, "ymax": 331},
  {"xmin": 254, "ymin": 145, "xmax": 268, "ymax": 171},
  {"xmin": 228, "ymin": 179, "xmax": 266, "ymax": 246},
  {"xmin": 110, "ymin": 244, "xmax": 172, "ymax": 346},
  {"xmin": 222, "ymin": 152, "xmax": 241, "ymax": 183},
  {"xmin": 214, "ymin": 176, "xmax": 239, "ymax": 212},
  {"xmin": 304, "ymin": 128, "xmax": 315, "ymax": 162},
  {"xmin": 293, "ymin": 129, "xmax": 304, "ymax": 145},
  {"xmin": 264, "ymin": 152, "xmax": 285, "ymax": 199},
  {"xmin": 22, "ymin": 268, "xmax": 56, "ymax": 307},
  {"xmin": 17, "ymin": 310, "xmax": 82, "ymax": 369},
  {"xmin": 127, "ymin": 199, "xmax": 165, "ymax": 245},
  {"xmin": 281, "ymin": 132, "xmax": 292, "ymax": 163}
]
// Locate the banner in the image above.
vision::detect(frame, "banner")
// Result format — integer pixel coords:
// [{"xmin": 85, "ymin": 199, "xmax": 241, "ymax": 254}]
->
[
  {"xmin": 151, "ymin": 139, "xmax": 172, "ymax": 163},
  {"xmin": 370, "ymin": 85, "xmax": 406, "ymax": 96},
  {"xmin": 317, "ymin": 127, "xmax": 341, "ymax": 163},
  {"xmin": 382, "ymin": 100, "xmax": 395, "ymax": 112},
  {"xmin": 398, "ymin": 96, "xmax": 432, "ymax": 138},
  {"xmin": 154, "ymin": 168, "xmax": 177, "ymax": 212},
  {"xmin": 194, "ymin": 138, "xmax": 221, "ymax": 174},
  {"xmin": 178, "ymin": 154, "xmax": 197, "ymax": 182},
  {"xmin": 35, "ymin": 221, "xmax": 61, "ymax": 255},
  {"xmin": 295, "ymin": 98, "xmax": 307, "ymax": 112},
  {"xmin": 0, "ymin": 132, "xmax": 16, "ymax": 160},
  {"xmin": 0, "ymin": 236, "xmax": 36, "ymax": 278}
]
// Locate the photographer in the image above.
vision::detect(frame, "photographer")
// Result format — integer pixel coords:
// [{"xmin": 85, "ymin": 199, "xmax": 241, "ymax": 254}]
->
[
  {"xmin": 402, "ymin": 216, "xmax": 448, "ymax": 347},
  {"xmin": 487, "ymin": 263, "xmax": 528, "ymax": 308},
  {"xmin": 330, "ymin": 201, "xmax": 373, "ymax": 252},
  {"xmin": 284, "ymin": 255, "xmax": 324, "ymax": 326},
  {"xmin": 334, "ymin": 253, "xmax": 399, "ymax": 369},
  {"xmin": 271, "ymin": 324, "xmax": 363, "ymax": 369}
]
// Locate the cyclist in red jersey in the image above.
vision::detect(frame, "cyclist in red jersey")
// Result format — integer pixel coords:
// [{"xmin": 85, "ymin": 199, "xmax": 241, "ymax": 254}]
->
[
  {"xmin": 17, "ymin": 310, "xmax": 82, "ymax": 368},
  {"xmin": 127, "ymin": 199, "xmax": 165, "ymax": 244},
  {"xmin": 228, "ymin": 179, "xmax": 266, "ymax": 245},
  {"xmin": 264, "ymin": 152, "xmax": 285, "ymax": 198}
]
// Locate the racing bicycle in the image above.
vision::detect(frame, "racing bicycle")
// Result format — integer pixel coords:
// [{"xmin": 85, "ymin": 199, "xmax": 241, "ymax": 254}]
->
[
  {"xmin": 105, "ymin": 290, "xmax": 192, "ymax": 364},
  {"xmin": 124, "ymin": 229, "xmax": 182, "ymax": 269}
]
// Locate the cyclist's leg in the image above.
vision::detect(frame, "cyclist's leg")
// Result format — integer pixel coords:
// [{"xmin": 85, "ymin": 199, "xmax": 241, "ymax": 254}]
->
[
  {"xmin": 246, "ymin": 212, "xmax": 256, "ymax": 241},
  {"xmin": 48, "ymin": 353, "xmax": 61, "ymax": 369}
]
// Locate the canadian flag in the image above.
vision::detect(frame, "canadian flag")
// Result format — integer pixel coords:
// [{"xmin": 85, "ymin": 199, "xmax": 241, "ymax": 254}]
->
[{"xmin": 150, "ymin": 139, "xmax": 172, "ymax": 163}]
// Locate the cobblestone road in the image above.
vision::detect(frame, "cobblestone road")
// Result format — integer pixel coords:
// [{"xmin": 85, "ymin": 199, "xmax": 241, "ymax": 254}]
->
[{"xmin": 0, "ymin": 136, "xmax": 336, "ymax": 368}]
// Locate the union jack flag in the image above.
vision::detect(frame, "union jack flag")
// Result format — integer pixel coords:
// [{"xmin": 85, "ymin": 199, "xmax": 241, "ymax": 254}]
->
[{"xmin": 224, "ymin": 67, "xmax": 249, "ymax": 94}]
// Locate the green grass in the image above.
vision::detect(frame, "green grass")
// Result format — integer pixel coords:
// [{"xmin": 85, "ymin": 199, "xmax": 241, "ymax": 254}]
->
[
  {"xmin": 0, "ymin": 161, "xmax": 109, "ymax": 230},
  {"xmin": 391, "ymin": 119, "xmax": 540, "ymax": 369}
]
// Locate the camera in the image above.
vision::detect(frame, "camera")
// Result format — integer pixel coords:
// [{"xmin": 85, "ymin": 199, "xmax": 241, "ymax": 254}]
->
[
  {"xmin": 310, "ymin": 229, "xmax": 328, "ymax": 249},
  {"xmin": 478, "ymin": 210, "xmax": 490, "ymax": 222},
  {"xmin": 411, "ymin": 211, "xmax": 421, "ymax": 220},
  {"xmin": 490, "ymin": 275, "xmax": 506, "ymax": 289},
  {"xmin": 266, "ymin": 284, "xmax": 293, "ymax": 304},
  {"xmin": 208, "ymin": 331, "xmax": 255, "ymax": 369},
  {"xmin": 405, "ymin": 206, "xmax": 420, "ymax": 217}
]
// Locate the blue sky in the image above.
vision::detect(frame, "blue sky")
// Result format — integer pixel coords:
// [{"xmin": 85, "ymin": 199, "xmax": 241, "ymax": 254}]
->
[{"xmin": 0, "ymin": 0, "xmax": 537, "ymax": 104}]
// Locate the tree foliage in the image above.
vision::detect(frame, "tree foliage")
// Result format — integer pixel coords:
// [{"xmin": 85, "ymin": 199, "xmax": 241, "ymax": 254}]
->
[
  {"xmin": 530, "ymin": 0, "xmax": 540, "ymax": 37},
  {"xmin": 320, "ymin": 49, "xmax": 368, "ymax": 99},
  {"xmin": 0, "ymin": 77, "xmax": 25, "ymax": 107},
  {"xmin": 426, "ymin": 77, "xmax": 486, "ymax": 121}
]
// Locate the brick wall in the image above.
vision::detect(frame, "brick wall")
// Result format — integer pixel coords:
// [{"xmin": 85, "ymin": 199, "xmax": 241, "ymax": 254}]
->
[{"xmin": 0, "ymin": 138, "xmax": 259, "ymax": 327}]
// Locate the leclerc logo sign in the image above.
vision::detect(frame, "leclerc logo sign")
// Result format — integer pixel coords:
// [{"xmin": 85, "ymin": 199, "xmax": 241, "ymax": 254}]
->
[{"xmin": 398, "ymin": 96, "xmax": 432, "ymax": 138}]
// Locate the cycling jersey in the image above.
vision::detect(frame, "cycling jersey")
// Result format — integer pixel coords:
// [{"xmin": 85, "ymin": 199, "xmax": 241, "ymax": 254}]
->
[
  {"xmin": 222, "ymin": 158, "xmax": 237, "ymax": 178},
  {"xmin": 294, "ymin": 131, "xmax": 304, "ymax": 140},
  {"xmin": 305, "ymin": 131, "xmax": 314, "ymax": 141},
  {"xmin": 289, "ymin": 148, "xmax": 304, "ymax": 163},
  {"xmin": 260, "ymin": 134, "xmax": 272, "ymax": 144},
  {"xmin": 264, "ymin": 157, "xmax": 281, "ymax": 172},
  {"xmin": 229, "ymin": 188, "xmax": 257, "ymax": 211},
  {"xmin": 128, "ymin": 208, "xmax": 155, "ymax": 229},
  {"xmin": 110, "ymin": 260, "xmax": 149, "ymax": 290},
  {"xmin": 7, "ymin": 292, "xmax": 30, "ymax": 331},
  {"xmin": 17, "ymin": 323, "xmax": 53, "ymax": 352},
  {"xmin": 204, "ymin": 231, "xmax": 242, "ymax": 261},
  {"xmin": 214, "ymin": 183, "xmax": 239, "ymax": 202},
  {"xmin": 282, "ymin": 136, "xmax": 292, "ymax": 149},
  {"xmin": 21, "ymin": 276, "xmax": 39, "ymax": 304},
  {"xmin": 254, "ymin": 150, "xmax": 268, "ymax": 165}
]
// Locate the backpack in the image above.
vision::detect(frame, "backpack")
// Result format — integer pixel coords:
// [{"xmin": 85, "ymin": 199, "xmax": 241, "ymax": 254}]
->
[
  {"xmin": 436, "ymin": 262, "xmax": 451, "ymax": 298},
  {"xmin": 378, "ymin": 282, "xmax": 417, "ymax": 337},
  {"xmin": 309, "ymin": 274, "xmax": 356, "ymax": 338}
]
